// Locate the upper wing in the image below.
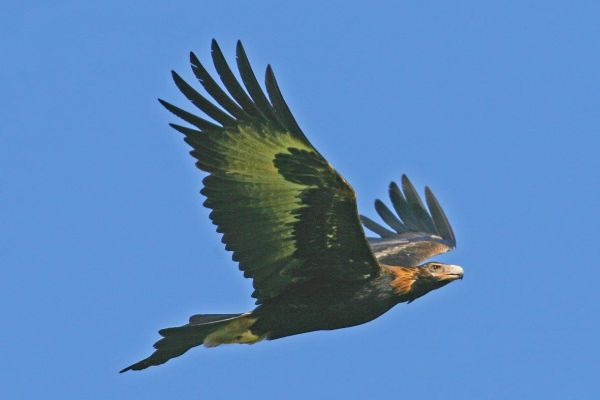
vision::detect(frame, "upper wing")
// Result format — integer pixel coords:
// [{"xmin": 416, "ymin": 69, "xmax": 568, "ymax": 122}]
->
[
  {"xmin": 161, "ymin": 40, "xmax": 380, "ymax": 304},
  {"xmin": 360, "ymin": 175, "xmax": 456, "ymax": 266}
]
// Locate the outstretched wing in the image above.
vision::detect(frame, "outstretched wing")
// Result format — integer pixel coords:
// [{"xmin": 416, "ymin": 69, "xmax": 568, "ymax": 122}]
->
[
  {"xmin": 360, "ymin": 175, "xmax": 456, "ymax": 266},
  {"xmin": 161, "ymin": 40, "xmax": 380, "ymax": 304}
]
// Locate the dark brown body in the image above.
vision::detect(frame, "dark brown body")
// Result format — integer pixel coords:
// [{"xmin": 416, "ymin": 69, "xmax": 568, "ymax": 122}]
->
[
  {"xmin": 121, "ymin": 263, "xmax": 461, "ymax": 372},
  {"xmin": 253, "ymin": 267, "xmax": 415, "ymax": 340}
]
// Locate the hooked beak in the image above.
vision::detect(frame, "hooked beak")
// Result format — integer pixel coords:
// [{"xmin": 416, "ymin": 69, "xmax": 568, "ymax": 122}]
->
[{"xmin": 442, "ymin": 265, "xmax": 464, "ymax": 281}]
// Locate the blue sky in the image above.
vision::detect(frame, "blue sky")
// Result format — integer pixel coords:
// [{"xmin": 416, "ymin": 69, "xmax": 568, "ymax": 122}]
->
[{"xmin": 2, "ymin": 1, "xmax": 599, "ymax": 399}]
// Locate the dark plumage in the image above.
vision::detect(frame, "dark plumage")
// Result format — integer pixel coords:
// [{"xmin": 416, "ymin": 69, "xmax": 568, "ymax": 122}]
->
[{"xmin": 121, "ymin": 40, "xmax": 463, "ymax": 373}]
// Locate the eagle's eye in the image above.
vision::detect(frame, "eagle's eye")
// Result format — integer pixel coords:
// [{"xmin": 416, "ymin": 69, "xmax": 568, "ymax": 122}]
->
[{"xmin": 431, "ymin": 264, "xmax": 441, "ymax": 271}]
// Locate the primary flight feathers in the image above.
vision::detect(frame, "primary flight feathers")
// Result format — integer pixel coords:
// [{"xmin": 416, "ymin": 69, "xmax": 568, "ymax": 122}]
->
[{"xmin": 361, "ymin": 175, "xmax": 456, "ymax": 266}]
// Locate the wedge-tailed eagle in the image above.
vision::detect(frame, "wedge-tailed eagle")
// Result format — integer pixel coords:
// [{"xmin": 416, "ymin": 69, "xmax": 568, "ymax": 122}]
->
[{"xmin": 121, "ymin": 40, "xmax": 463, "ymax": 372}]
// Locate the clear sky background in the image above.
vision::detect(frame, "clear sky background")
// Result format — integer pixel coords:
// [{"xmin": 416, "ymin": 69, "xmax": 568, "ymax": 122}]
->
[{"xmin": 2, "ymin": 1, "xmax": 599, "ymax": 399}]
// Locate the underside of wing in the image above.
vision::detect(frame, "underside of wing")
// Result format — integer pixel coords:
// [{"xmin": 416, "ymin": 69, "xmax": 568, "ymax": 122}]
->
[
  {"xmin": 161, "ymin": 40, "xmax": 380, "ymax": 304},
  {"xmin": 360, "ymin": 175, "xmax": 456, "ymax": 266}
]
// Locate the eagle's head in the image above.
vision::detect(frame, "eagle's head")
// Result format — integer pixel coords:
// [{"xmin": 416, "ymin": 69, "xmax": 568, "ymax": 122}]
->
[
  {"xmin": 420, "ymin": 262, "xmax": 464, "ymax": 284},
  {"xmin": 384, "ymin": 262, "xmax": 462, "ymax": 304},
  {"xmin": 387, "ymin": 262, "xmax": 464, "ymax": 303},
  {"xmin": 410, "ymin": 262, "xmax": 463, "ymax": 300}
]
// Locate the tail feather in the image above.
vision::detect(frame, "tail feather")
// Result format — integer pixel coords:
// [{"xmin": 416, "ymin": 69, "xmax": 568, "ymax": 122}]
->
[
  {"xmin": 188, "ymin": 313, "xmax": 241, "ymax": 325},
  {"xmin": 120, "ymin": 313, "xmax": 262, "ymax": 373}
]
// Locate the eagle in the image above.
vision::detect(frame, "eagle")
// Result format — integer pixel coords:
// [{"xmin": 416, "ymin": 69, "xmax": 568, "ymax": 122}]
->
[{"xmin": 121, "ymin": 40, "xmax": 463, "ymax": 373}]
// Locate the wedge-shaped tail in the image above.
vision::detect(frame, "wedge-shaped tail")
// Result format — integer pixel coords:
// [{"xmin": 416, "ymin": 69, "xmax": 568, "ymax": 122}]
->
[{"xmin": 120, "ymin": 313, "xmax": 262, "ymax": 372}]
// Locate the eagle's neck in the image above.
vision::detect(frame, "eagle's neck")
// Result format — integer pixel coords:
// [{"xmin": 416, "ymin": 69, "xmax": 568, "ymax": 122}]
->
[{"xmin": 382, "ymin": 265, "xmax": 432, "ymax": 303}]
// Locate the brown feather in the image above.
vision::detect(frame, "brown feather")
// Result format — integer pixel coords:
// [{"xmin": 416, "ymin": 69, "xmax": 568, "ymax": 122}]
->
[{"xmin": 383, "ymin": 265, "xmax": 418, "ymax": 295}]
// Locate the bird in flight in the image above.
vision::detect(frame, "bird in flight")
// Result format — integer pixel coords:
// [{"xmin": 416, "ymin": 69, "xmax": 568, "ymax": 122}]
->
[{"xmin": 121, "ymin": 40, "xmax": 463, "ymax": 372}]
